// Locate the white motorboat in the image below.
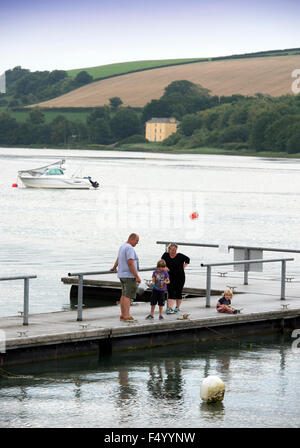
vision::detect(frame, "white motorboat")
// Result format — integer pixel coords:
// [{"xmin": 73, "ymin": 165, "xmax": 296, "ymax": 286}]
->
[{"xmin": 17, "ymin": 159, "xmax": 99, "ymax": 189}]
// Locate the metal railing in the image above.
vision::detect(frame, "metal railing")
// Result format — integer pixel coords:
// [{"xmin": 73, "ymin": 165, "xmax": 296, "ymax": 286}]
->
[
  {"xmin": 228, "ymin": 244, "xmax": 300, "ymax": 254},
  {"xmin": 156, "ymin": 241, "xmax": 219, "ymax": 251},
  {"xmin": 68, "ymin": 267, "xmax": 155, "ymax": 321},
  {"xmin": 0, "ymin": 275, "xmax": 37, "ymax": 325},
  {"xmin": 227, "ymin": 245, "xmax": 300, "ymax": 285},
  {"xmin": 201, "ymin": 258, "xmax": 294, "ymax": 307},
  {"xmin": 157, "ymin": 240, "xmax": 300, "ymax": 284},
  {"xmin": 157, "ymin": 240, "xmax": 300, "ymax": 255}
]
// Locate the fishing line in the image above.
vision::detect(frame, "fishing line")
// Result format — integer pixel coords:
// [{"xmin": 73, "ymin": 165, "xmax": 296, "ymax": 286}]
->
[{"xmin": 203, "ymin": 326, "xmax": 261, "ymax": 349}]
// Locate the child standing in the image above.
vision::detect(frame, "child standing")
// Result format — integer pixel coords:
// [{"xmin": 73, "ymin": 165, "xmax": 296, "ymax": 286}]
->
[
  {"xmin": 146, "ymin": 259, "xmax": 170, "ymax": 320},
  {"xmin": 216, "ymin": 289, "xmax": 238, "ymax": 314}
]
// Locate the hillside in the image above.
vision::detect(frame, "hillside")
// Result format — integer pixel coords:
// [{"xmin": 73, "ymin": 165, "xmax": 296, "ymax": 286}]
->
[
  {"xmin": 66, "ymin": 58, "xmax": 204, "ymax": 79},
  {"xmin": 34, "ymin": 55, "xmax": 300, "ymax": 108}
]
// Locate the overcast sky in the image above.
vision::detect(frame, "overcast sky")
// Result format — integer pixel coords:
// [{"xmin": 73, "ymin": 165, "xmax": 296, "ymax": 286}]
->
[{"xmin": 1, "ymin": 0, "xmax": 300, "ymax": 74}]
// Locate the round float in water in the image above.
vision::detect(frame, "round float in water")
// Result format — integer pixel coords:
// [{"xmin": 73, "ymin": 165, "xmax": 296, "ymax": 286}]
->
[{"xmin": 200, "ymin": 376, "xmax": 225, "ymax": 403}]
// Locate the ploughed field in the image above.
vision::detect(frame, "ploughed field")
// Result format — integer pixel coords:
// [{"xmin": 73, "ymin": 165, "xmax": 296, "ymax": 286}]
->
[{"xmin": 35, "ymin": 55, "xmax": 300, "ymax": 108}]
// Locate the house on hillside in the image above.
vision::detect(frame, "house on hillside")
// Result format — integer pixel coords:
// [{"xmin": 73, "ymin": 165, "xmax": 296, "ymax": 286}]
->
[{"xmin": 145, "ymin": 117, "xmax": 180, "ymax": 142}]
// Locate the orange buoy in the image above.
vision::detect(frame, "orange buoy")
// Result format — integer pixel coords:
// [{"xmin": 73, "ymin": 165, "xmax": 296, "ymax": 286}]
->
[{"xmin": 189, "ymin": 211, "xmax": 199, "ymax": 220}]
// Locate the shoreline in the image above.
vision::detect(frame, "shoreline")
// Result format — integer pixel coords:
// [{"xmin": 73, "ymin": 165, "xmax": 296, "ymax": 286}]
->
[{"xmin": 1, "ymin": 143, "xmax": 300, "ymax": 159}]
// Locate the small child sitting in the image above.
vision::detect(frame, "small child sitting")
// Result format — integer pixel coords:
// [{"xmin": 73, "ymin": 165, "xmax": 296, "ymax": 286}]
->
[
  {"xmin": 216, "ymin": 289, "xmax": 238, "ymax": 314},
  {"xmin": 146, "ymin": 259, "xmax": 170, "ymax": 320}
]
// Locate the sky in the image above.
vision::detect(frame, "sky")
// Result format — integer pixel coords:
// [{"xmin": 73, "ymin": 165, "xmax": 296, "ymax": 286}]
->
[{"xmin": 1, "ymin": 0, "xmax": 300, "ymax": 74}]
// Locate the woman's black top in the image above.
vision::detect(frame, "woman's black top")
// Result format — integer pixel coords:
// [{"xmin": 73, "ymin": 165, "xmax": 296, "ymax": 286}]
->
[{"xmin": 161, "ymin": 252, "xmax": 190, "ymax": 285}]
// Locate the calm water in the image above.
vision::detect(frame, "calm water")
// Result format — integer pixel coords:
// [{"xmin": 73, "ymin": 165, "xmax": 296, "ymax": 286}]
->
[
  {"xmin": 0, "ymin": 147, "xmax": 300, "ymax": 428},
  {"xmin": 0, "ymin": 334, "xmax": 299, "ymax": 428},
  {"xmin": 1, "ymin": 147, "xmax": 300, "ymax": 316}
]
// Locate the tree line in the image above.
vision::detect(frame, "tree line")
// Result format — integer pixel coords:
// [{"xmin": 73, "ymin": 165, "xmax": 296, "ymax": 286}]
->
[
  {"xmin": 0, "ymin": 66, "xmax": 93, "ymax": 107},
  {"xmin": 1, "ymin": 77, "xmax": 300, "ymax": 153},
  {"xmin": 163, "ymin": 90, "xmax": 300, "ymax": 154},
  {"xmin": 0, "ymin": 104, "xmax": 144, "ymax": 146}
]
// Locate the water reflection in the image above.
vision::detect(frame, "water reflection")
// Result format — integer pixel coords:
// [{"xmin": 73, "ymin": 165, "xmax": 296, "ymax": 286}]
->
[
  {"xmin": 147, "ymin": 360, "xmax": 183, "ymax": 400},
  {"xmin": 0, "ymin": 334, "xmax": 298, "ymax": 427},
  {"xmin": 199, "ymin": 401, "xmax": 225, "ymax": 421},
  {"xmin": 74, "ymin": 381, "xmax": 82, "ymax": 400},
  {"xmin": 118, "ymin": 369, "xmax": 137, "ymax": 401}
]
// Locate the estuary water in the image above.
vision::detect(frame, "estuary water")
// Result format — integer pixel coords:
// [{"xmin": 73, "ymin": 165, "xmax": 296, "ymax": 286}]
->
[
  {"xmin": 0, "ymin": 334, "xmax": 299, "ymax": 428},
  {"xmin": 0, "ymin": 147, "xmax": 300, "ymax": 428},
  {"xmin": 1, "ymin": 147, "xmax": 300, "ymax": 317}
]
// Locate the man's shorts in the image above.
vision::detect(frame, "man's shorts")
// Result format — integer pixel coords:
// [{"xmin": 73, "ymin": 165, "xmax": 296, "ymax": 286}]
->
[
  {"xmin": 120, "ymin": 278, "xmax": 137, "ymax": 300},
  {"xmin": 151, "ymin": 288, "xmax": 166, "ymax": 306}
]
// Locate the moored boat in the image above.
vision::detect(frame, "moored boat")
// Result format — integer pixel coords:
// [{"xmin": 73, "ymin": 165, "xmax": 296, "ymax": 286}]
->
[{"xmin": 17, "ymin": 159, "xmax": 99, "ymax": 189}]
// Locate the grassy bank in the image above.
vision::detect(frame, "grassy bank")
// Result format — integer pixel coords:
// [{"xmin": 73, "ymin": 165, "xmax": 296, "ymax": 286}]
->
[
  {"xmin": 2, "ymin": 142, "xmax": 299, "ymax": 159},
  {"xmin": 116, "ymin": 143, "xmax": 300, "ymax": 158}
]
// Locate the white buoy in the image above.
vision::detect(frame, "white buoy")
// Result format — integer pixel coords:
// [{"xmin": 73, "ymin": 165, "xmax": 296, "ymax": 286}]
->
[{"xmin": 200, "ymin": 376, "xmax": 225, "ymax": 403}]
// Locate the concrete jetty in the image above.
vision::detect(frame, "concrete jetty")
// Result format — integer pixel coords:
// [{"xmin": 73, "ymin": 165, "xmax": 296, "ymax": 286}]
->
[{"xmin": 1, "ymin": 271, "xmax": 300, "ymax": 367}]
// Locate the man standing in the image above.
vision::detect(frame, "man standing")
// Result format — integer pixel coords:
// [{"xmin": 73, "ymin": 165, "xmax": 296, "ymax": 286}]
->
[{"xmin": 111, "ymin": 233, "xmax": 141, "ymax": 321}]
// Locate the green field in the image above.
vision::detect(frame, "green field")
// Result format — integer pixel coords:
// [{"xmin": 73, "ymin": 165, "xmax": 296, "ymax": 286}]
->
[
  {"xmin": 67, "ymin": 58, "xmax": 205, "ymax": 80},
  {"xmin": 66, "ymin": 48, "xmax": 300, "ymax": 81},
  {"xmin": 0, "ymin": 108, "xmax": 91, "ymax": 123}
]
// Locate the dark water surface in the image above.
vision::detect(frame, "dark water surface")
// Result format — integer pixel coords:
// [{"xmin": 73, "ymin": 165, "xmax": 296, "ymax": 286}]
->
[{"xmin": 0, "ymin": 334, "xmax": 299, "ymax": 428}]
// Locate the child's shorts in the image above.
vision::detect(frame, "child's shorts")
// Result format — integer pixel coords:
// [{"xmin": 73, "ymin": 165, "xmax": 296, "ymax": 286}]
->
[{"xmin": 151, "ymin": 289, "xmax": 166, "ymax": 306}]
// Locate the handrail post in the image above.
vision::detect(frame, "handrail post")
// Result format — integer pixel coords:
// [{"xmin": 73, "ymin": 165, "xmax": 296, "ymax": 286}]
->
[
  {"xmin": 281, "ymin": 260, "xmax": 286, "ymax": 300},
  {"xmin": 206, "ymin": 266, "xmax": 211, "ymax": 308},
  {"xmin": 23, "ymin": 277, "xmax": 29, "ymax": 326},
  {"xmin": 244, "ymin": 248, "xmax": 249, "ymax": 285},
  {"xmin": 77, "ymin": 274, "xmax": 84, "ymax": 321}
]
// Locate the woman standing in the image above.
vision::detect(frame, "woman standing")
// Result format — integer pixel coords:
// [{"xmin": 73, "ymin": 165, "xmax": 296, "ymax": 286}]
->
[{"xmin": 162, "ymin": 243, "xmax": 190, "ymax": 314}]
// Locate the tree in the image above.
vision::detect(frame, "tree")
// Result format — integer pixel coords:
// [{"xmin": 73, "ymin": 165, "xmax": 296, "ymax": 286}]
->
[
  {"xmin": 163, "ymin": 80, "xmax": 210, "ymax": 97},
  {"xmin": 0, "ymin": 111, "xmax": 19, "ymax": 144},
  {"xmin": 286, "ymin": 123, "xmax": 300, "ymax": 153},
  {"xmin": 180, "ymin": 114, "xmax": 202, "ymax": 136},
  {"xmin": 50, "ymin": 116, "xmax": 70, "ymax": 144},
  {"xmin": 87, "ymin": 107, "xmax": 110, "ymax": 125},
  {"xmin": 248, "ymin": 110, "xmax": 280, "ymax": 150},
  {"xmin": 142, "ymin": 99, "xmax": 172, "ymax": 122},
  {"xmin": 48, "ymin": 70, "xmax": 68, "ymax": 84},
  {"xmin": 109, "ymin": 97, "xmax": 123, "ymax": 111},
  {"xmin": 28, "ymin": 107, "xmax": 45, "ymax": 125},
  {"xmin": 186, "ymin": 128, "xmax": 210, "ymax": 148},
  {"xmin": 110, "ymin": 108, "xmax": 142, "ymax": 140},
  {"xmin": 217, "ymin": 124, "xmax": 249, "ymax": 143},
  {"xmin": 88, "ymin": 118, "xmax": 112, "ymax": 144},
  {"xmin": 74, "ymin": 71, "xmax": 93, "ymax": 86}
]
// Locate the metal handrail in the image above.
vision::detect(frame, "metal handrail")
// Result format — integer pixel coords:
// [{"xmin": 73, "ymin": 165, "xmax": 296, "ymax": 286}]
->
[
  {"xmin": 157, "ymin": 240, "xmax": 300, "ymax": 254},
  {"xmin": 200, "ymin": 257, "xmax": 294, "ymax": 307},
  {"xmin": 68, "ymin": 267, "xmax": 155, "ymax": 321},
  {"xmin": 0, "ymin": 275, "xmax": 37, "ymax": 325},
  {"xmin": 228, "ymin": 245, "xmax": 300, "ymax": 253},
  {"xmin": 156, "ymin": 241, "xmax": 219, "ymax": 250},
  {"xmin": 157, "ymin": 240, "xmax": 300, "ymax": 283}
]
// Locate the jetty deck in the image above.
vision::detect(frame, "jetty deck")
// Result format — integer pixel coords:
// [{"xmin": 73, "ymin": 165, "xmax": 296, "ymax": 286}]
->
[{"xmin": 1, "ymin": 272, "xmax": 300, "ymax": 367}]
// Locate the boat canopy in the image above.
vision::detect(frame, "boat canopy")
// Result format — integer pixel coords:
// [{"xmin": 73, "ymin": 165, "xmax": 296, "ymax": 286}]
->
[
  {"xmin": 18, "ymin": 159, "xmax": 66, "ymax": 177},
  {"xmin": 45, "ymin": 168, "xmax": 64, "ymax": 175}
]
